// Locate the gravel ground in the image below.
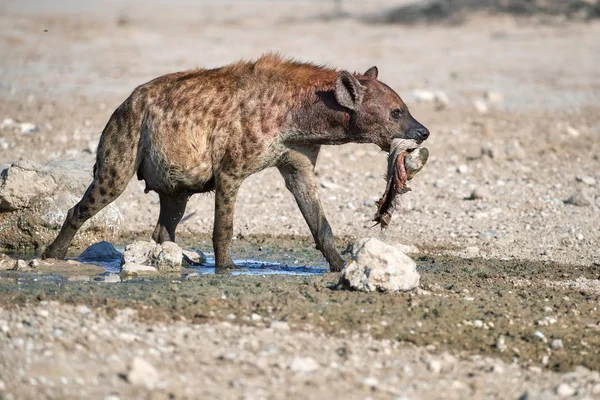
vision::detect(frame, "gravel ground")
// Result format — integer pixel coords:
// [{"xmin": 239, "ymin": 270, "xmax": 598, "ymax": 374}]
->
[{"xmin": 1, "ymin": 302, "xmax": 600, "ymax": 400}]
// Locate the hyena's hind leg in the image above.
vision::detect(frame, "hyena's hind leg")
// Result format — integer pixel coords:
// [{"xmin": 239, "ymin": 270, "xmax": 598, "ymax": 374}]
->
[
  {"xmin": 42, "ymin": 113, "xmax": 140, "ymax": 259},
  {"xmin": 151, "ymin": 193, "xmax": 189, "ymax": 243}
]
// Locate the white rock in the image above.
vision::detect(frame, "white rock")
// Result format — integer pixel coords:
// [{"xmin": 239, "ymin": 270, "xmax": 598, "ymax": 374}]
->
[
  {"xmin": 19, "ymin": 122, "xmax": 37, "ymax": 134},
  {"xmin": 484, "ymin": 90, "xmax": 504, "ymax": 104},
  {"xmin": 473, "ymin": 99, "xmax": 489, "ymax": 114},
  {"xmin": 269, "ymin": 320, "xmax": 290, "ymax": 331},
  {"xmin": 251, "ymin": 313, "xmax": 262, "ymax": 322},
  {"xmin": 550, "ymin": 339, "xmax": 564, "ymax": 350},
  {"xmin": 361, "ymin": 376, "xmax": 379, "ymax": 388},
  {"xmin": 340, "ymin": 238, "xmax": 420, "ymax": 292},
  {"xmin": 121, "ymin": 263, "xmax": 157, "ymax": 275},
  {"xmin": 182, "ymin": 249, "xmax": 208, "ymax": 266},
  {"xmin": 565, "ymin": 125, "xmax": 580, "ymax": 137},
  {"xmin": 76, "ymin": 305, "xmax": 91, "ymax": 315},
  {"xmin": 465, "ymin": 246, "xmax": 480, "ymax": 258},
  {"xmin": 468, "ymin": 187, "xmax": 491, "ymax": 200},
  {"xmin": 412, "ymin": 89, "xmax": 436, "ymax": 102},
  {"xmin": 555, "ymin": 383, "xmax": 575, "ymax": 397},
  {"xmin": 121, "ymin": 240, "xmax": 182, "ymax": 271},
  {"xmin": 564, "ymin": 189, "xmax": 592, "ymax": 207},
  {"xmin": 457, "ymin": 164, "xmax": 469, "ymax": 174},
  {"xmin": 155, "ymin": 241, "xmax": 183, "ymax": 271},
  {"xmin": 127, "ymin": 357, "xmax": 158, "ymax": 389},
  {"xmin": 576, "ymin": 176, "xmax": 596, "ymax": 186},
  {"xmin": 79, "ymin": 241, "xmax": 121, "ymax": 262},
  {"xmin": 427, "ymin": 359, "xmax": 442, "ymax": 374},
  {"xmin": 288, "ymin": 356, "xmax": 320, "ymax": 373}
]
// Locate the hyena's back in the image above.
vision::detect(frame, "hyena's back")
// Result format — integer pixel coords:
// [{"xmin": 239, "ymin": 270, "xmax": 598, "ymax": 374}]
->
[{"xmin": 102, "ymin": 63, "xmax": 293, "ymax": 196}]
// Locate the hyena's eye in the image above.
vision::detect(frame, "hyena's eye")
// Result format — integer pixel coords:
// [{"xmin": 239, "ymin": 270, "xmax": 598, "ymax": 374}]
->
[{"xmin": 390, "ymin": 109, "xmax": 402, "ymax": 121}]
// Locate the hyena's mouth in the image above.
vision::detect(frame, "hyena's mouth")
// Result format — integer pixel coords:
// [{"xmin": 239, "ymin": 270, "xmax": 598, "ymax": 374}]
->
[{"xmin": 373, "ymin": 138, "xmax": 429, "ymax": 229}]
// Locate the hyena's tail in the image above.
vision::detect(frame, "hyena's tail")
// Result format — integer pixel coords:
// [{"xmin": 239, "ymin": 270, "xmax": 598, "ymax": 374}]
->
[{"xmin": 42, "ymin": 97, "xmax": 144, "ymax": 259}]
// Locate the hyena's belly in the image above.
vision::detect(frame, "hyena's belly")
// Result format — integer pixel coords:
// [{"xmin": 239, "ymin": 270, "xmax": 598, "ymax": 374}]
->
[{"xmin": 139, "ymin": 126, "xmax": 214, "ymax": 195}]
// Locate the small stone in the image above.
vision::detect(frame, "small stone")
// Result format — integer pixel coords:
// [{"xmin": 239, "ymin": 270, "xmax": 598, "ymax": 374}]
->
[
  {"xmin": 15, "ymin": 259, "xmax": 27, "ymax": 270},
  {"xmin": 269, "ymin": 321, "xmax": 290, "ymax": 331},
  {"xmin": 534, "ymin": 330, "xmax": 546, "ymax": 341},
  {"xmin": 121, "ymin": 263, "xmax": 157, "ymax": 275},
  {"xmin": 565, "ymin": 125, "xmax": 580, "ymax": 137},
  {"xmin": 473, "ymin": 319, "xmax": 483, "ymax": 328},
  {"xmin": 550, "ymin": 339, "xmax": 564, "ymax": 350},
  {"xmin": 87, "ymin": 140, "xmax": 98, "ymax": 154},
  {"xmin": 19, "ymin": 122, "xmax": 38, "ymax": 134},
  {"xmin": 182, "ymin": 249, "xmax": 208, "ymax": 266},
  {"xmin": 504, "ymin": 141, "xmax": 525, "ymax": 161},
  {"xmin": 484, "ymin": 90, "xmax": 504, "ymax": 104},
  {"xmin": 457, "ymin": 164, "xmax": 469, "ymax": 174},
  {"xmin": 465, "ymin": 246, "xmax": 480, "ymax": 258},
  {"xmin": 473, "ymin": 98, "xmax": 488, "ymax": 114},
  {"xmin": 576, "ymin": 176, "xmax": 596, "ymax": 186},
  {"xmin": 127, "ymin": 357, "xmax": 158, "ymax": 389},
  {"xmin": 468, "ymin": 187, "xmax": 491, "ymax": 200},
  {"xmin": 427, "ymin": 359, "xmax": 442, "ymax": 374},
  {"xmin": 288, "ymin": 357, "xmax": 320, "ymax": 373},
  {"xmin": 564, "ymin": 189, "xmax": 592, "ymax": 207},
  {"xmin": 496, "ymin": 335, "xmax": 507, "ymax": 352},
  {"xmin": 79, "ymin": 241, "xmax": 121, "ymax": 262},
  {"xmin": 412, "ymin": 89, "xmax": 436, "ymax": 102},
  {"xmin": 76, "ymin": 305, "xmax": 91, "ymax": 315},
  {"xmin": 28, "ymin": 259, "xmax": 40, "ymax": 268},
  {"xmin": 361, "ymin": 376, "xmax": 379, "ymax": 388},
  {"xmin": 251, "ymin": 313, "xmax": 262, "ymax": 322},
  {"xmin": 555, "ymin": 383, "xmax": 576, "ymax": 397}
]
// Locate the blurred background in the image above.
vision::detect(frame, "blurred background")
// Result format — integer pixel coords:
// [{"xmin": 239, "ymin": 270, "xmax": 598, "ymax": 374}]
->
[{"xmin": 1, "ymin": 0, "xmax": 599, "ymax": 264}]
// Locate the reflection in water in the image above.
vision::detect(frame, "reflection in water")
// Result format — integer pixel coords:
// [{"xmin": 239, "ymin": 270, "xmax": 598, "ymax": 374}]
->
[{"xmin": 80, "ymin": 253, "xmax": 327, "ymax": 278}]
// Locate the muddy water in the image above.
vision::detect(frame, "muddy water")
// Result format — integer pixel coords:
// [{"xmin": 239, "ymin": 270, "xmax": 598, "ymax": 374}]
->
[{"xmin": 1, "ymin": 234, "xmax": 599, "ymax": 373}]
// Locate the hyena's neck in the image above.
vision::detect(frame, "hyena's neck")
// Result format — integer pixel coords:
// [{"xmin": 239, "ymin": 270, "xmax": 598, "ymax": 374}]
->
[{"xmin": 285, "ymin": 88, "xmax": 352, "ymax": 146}]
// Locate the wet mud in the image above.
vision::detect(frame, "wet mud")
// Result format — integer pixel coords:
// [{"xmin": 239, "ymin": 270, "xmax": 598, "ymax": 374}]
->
[{"xmin": 1, "ymin": 234, "xmax": 598, "ymax": 374}]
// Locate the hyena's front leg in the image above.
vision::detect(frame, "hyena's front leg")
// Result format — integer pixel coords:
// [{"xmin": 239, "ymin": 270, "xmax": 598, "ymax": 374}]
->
[
  {"xmin": 278, "ymin": 149, "xmax": 345, "ymax": 272},
  {"xmin": 213, "ymin": 172, "xmax": 242, "ymax": 270}
]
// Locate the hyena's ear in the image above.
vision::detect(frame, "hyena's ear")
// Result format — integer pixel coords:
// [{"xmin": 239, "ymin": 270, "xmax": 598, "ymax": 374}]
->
[
  {"xmin": 364, "ymin": 66, "xmax": 378, "ymax": 79},
  {"xmin": 335, "ymin": 71, "xmax": 364, "ymax": 111}
]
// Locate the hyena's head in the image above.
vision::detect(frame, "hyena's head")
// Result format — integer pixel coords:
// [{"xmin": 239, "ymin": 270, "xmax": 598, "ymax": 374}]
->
[{"xmin": 334, "ymin": 67, "xmax": 429, "ymax": 152}]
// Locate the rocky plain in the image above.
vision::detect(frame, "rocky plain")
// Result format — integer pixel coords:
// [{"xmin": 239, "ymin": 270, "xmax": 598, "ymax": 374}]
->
[{"xmin": 1, "ymin": 0, "xmax": 600, "ymax": 399}]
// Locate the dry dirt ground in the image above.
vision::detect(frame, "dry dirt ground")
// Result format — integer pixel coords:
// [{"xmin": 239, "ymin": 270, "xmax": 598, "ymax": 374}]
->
[{"xmin": 1, "ymin": 0, "xmax": 600, "ymax": 399}]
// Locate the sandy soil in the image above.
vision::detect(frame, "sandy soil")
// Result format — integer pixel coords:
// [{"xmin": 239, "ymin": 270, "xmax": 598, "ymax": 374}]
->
[{"xmin": 1, "ymin": 0, "xmax": 600, "ymax": 398}]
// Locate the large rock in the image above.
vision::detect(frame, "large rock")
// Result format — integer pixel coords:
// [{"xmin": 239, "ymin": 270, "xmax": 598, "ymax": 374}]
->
[
  {"xmin": 121, "ymin": 240, "xmax": 183, "ymax": 272},
  {"xmin": 0, "ymin": 160, "xmax": 123, "ymax": 251},
  {"xmin": 340, "ymin": 237, "xmax": 420, "ymax": 292}
]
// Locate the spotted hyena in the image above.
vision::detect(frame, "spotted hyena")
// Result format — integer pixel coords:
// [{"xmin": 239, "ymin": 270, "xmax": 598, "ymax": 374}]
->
[{"xmin": 42, "ymin": 54, "xmax": 429, "ymax": 271}]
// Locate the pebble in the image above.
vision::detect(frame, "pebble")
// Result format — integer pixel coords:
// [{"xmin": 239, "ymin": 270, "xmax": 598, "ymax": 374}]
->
[
  {"xmin": 77, "ymin": 305, "xmax": 91, "ymax": 315},
  {"xmin": 427, "ymin": 359, "xmax": 442, "ymax": 374},
  {"xmin": 564, "ymin": 189, "xmax": 592, "ymax": 207},
  {"xmin": 19, "ymin": 122, "xmax": 38, "ymax": 134},
  {"xmin": 468, "ymin": 187, "xmax": 491, "ymax": 200},
  {"xmin": 127, "ymin": 357, "xmax": 159, "ymax": 389},
  {"xmin": 269, "ymin": 321, "xmax": 290, "ymax": 331},
  {"xmin": 288, "ymin": 356, "xmax": 320, "ymax": 373},
  {"xmin": 251, "ymin": 313, "xmax": 262, "ymax": 322},
  {"xmin": 496, "ymin": 336, "xmax": 507, "ymax": 352},
  {"xmin": 576, "ymin": 176, "xmax": 596, "ymax": 186},
  {"xmin": 15, "ymin": 259, "xmax": 27, "ymax": 270},
  {"xmin": 555, "ymin": 383, "xmax": 576, "ymax": 397},
  {"xmin": 484, "ymin": 90, "xmax": 504, "ymax": 104},
  {"xmin": 121, "ymin": 263, "xmax": 158, "ymax": 274},
  {"xmin": 550, "ymin": 339, "xmax": 564, "ymax": 350},
  {"xmin": 465, "ymin": 246, "xmax": 480, "ymax": 258},
  {"xmin": 456, "ymin": 164, "xmax": 469, "ymax": 174},
  {"xmin": 473, "ymin": 98, "xmax": 489, "ymax": 114},
  {"xmin": 361, "ymin": 376, "xmax": 379, "ymax": 388}
]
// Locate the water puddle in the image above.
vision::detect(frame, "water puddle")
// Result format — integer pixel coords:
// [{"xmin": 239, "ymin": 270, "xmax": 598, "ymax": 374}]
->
[{"xmin": 3, "ymin": 246, "xmax": 327, "ymax": 284}]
